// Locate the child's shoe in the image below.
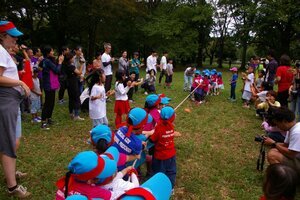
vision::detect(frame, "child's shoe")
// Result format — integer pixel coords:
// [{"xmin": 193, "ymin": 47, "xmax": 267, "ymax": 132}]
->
[
  {"xmin": 8, "ymin": 185, "xmax": 31, "ymax": 198},
  {"xmin": 74, "ymin": 116, "xmax": 85, "ymax": 121},
  {"xmin": 31, "ymin": 118, "xmax": 40, "ymax": 123},
  {"xmin": 16, "ymin": 171, "xmax": 27, "ymax": 179},
  {"xmin": 41, "ymin": 123, "xmax": 50, "ymax": 130},
  {"xmin": 144, "ymin": 91, "xmax": 148, "ymax": 95}
]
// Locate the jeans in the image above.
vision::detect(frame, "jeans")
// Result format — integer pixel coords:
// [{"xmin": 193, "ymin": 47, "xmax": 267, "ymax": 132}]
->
[
  {"xmin": 230, "ymin": 85, "xmax": 236, "ymax": 99},
  {"xmin": 159, "ymin": 69, "xmax": 166, "ymax": 84},
  {"xmin": 290, "ymin": 95, "xmax": 300, "ymax": 121},
  {"xmin": 184, "ymin": 75, "xmax": 193, "ymax": 91},
  {"xmin": 152, "ymin": 156, "xmax": 176, "ymax": 188}
]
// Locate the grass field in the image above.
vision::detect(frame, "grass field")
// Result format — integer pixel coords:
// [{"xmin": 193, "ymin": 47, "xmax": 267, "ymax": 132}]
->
[{"xmin": 0, "ymin": 69, "xmax": 273, "ymax": 199}]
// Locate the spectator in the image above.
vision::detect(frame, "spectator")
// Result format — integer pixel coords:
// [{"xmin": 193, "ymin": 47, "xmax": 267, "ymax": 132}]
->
[
  {"xmin": 101, "ymin": 42, "xmax": 114, "ymax": 94},
  {"xmin": 260, "ymin": 164, "xmax": 298, "ymax": 200},
  {"xmin": 129, "ymin": 52, "xmax": 143, "ymax": 92},
  {"xmin": 0, "ymin": 20, "xmax": 31, "ymax": 198},
  {"xmin": 40, "ymin": 45, "xmax": 64, "ymax": 130},
  {"xmin": 263, "ymin": 107, "xmax": 300, "ymax": 177},
  {"xmin": 118, "ymin": 50, "xmax": 129, "ymax": 77},
  {"xmin": 265, "ymin": 50, "xmax": 278, "ymax": 90},
  {"xmin": 58, "ymin": 46, "xmax": 70, "ymax": 104},
  {"xmin": 146, "ymin": 50, "xmax": 158, "ymax": 79},
  {"xmin": 275, "ymin": 54, "xmax": 294, "ymax": 107},
  {"xmin": 159, "ymin": 51, "xmax": 168, "ymax": 85},
  {"xmin": 74, "ymin": 46, "xmax": 86, "ymax": 94}
]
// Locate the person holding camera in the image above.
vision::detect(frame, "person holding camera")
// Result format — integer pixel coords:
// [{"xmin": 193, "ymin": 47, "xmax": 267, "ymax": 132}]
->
[
  {"xmin": 74, "ymin": 46, "xmax": 86, "ymax": 94},
  {"xmin": 263, "ymin": 107, "xmax": 300, "ymax": 177}
]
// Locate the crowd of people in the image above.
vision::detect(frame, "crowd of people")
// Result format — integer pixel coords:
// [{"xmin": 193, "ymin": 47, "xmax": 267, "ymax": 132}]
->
[{"xmin": 1, "ymin": 20, "xmax": 300, "ymax": 200}]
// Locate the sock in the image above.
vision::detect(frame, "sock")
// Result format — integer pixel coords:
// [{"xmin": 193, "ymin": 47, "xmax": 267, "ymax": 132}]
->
[{"xmin": 8, "ymin": 185, "xmax": 18, "ymax": 192}]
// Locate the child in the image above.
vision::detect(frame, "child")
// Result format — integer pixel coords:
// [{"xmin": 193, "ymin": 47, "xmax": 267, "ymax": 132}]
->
[
  {"xmin": 255, "ymin": 70, "xmax": 265, "ymax": 92},
  {"xmin": 88, "ymin": 69, "xmax": 114, "ymax": 127},
  {"xmin": 56, "ymin": 148, "xmax": 119, "ymax": 200},
  {"xmin": 141, "ymin": 69, "xmax": 156, "ymax": 95},
  {"xmin": 126, "ymin": 71, "xmax": 143, "ymax": 103},
  {"xmin": 165, "ymin": 59, "xmax": 173, "ymax": 88},
  {"xmin": 101, "ymin": 166, "xmax": 139, "ymax": 200},
  {"xmin": 229, "ymin": 67, "xmax": 238, "ymax": 101},
  {"xmin": 192, "ymin": 70, "xmax": 203, "ymax": 105},
  {"xmin": 217, "ymin": 72, "xmax": 224, "ymax": 95},
  {"xmin": 256, "ymin": 90, "xmax": 280, "ymax": 115},
  {"xmin": 242, "ymin": 66, "xmax": 255, "ymax": 108},
  {"xmin": 149, "ymin": 106, "xmax": 177, "ymax": 189},
  {"xmin": 201, "ymin": 72, "xmax": 210, "ymax": 103},
  {"xmin": 210, "ymin": 69, "xmax": 218, "ymax": 95},
  {"xmin": 114, "ymin": 70, "xmax": 135, "ymax": 127},
  {"xmin": 30, "ymin": 67, "xmax": 42, "ymax": 123}
]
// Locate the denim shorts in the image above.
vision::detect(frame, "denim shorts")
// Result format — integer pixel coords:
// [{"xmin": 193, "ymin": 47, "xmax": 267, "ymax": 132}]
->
[
  {"xmin": 30, "ymin": 98, "xmax": 41, "ymax": 114},
  {"xmin": 16, "ymin": 108, "xmax": 21, "ymax": 139},
  {"xmin": 92, "ymin": 116, "xmax": 108, "ymax": 127}
]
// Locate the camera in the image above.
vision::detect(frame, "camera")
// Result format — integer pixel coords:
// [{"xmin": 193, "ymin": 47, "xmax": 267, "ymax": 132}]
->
[{"xmin": 254, "ymin": 135, "xmax": 265, "ymax": 142}]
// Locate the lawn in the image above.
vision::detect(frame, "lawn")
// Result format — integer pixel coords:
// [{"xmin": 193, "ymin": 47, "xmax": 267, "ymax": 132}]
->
[{"xmin": 0, "ymin": 69, "xmax": 268, "ymax": 199}]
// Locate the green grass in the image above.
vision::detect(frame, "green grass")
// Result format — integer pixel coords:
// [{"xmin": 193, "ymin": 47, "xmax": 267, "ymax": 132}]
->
[{"xmin": 0, "ymin": 69, "xmax": 272, "ymax": 199}]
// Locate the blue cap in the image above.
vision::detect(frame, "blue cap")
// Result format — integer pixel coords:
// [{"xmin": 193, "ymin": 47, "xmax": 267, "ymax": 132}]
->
[
  {"xmin": 204, "ymin": 72, "xmax": 210, "ymax": 76},
  {"xmin": 161, "ymin": 97, "xmax": 171, "ymax": 105},
  {"xmin": 98, "ymin": 146, "xmax": 119, "ymax": 180},
  {"xmin": 217, "ymin": 72, "xmax": 222, "ymax": 76},
  {"xmin": 90, "ymin": 124, "xmax": 112, "ymax": 144},
  {"xmin": 0, "ymin": 21, "xmax": 23, "ymax": 37},
  {"xmin": 128, "ymin": 107, "xmax": 153, "ymax": 126},
  {"xmin": 120, "ymin": 172, "xmax": 172, "ymax": 200},
  {"xmin": 160, "ymin": 106, "xmax": 175, "ymax": 120},
  {"xmin": 145, "ymin": 94, "xmax": 161, "ymax": 107},
  {"xmin": 195, "ymin": 70, "xmax": 201, "ymax": 75},
  {"xmin": 66, "ymin": 195, "xmax": 88, "ymax": 200}
]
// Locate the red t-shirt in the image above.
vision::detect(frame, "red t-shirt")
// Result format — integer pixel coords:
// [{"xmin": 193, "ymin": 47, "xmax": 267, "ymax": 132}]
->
[
  {"xmin": 276, "ymin": 66, "xmax": 293, "ymax": 92},
  {"xmin": 202, "ymin": 78, "xmax": 210, "ymax": 92},
  {"xmin": 150, "ymin": 122, "xmax": 176, "ymax": 160}
]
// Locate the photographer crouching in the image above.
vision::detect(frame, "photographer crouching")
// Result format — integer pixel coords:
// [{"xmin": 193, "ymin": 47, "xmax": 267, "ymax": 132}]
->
[{"xmin": 262, "ymin": 107, "xmax": 300, "ymax": 177}]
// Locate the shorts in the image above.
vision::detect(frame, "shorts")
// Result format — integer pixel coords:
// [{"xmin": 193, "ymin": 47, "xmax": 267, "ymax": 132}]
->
[
  {"xmin": 30, "ymin": 98, "xmax": 41, "ymax": 114},
  {"xmin": 218, "ymin": 84, "xmax": 224, "ymax": 89},
  {"xmin": 92, "ymin": 116, "xmax": 108, "ymax": 127},
  {"xmin": 16, "ymin": 109, "xmax": 21, "ymax": 139},
  {"xmin": 242, "ymin": 90, "xmax": 252, "ymax": 101},
  {"xmin": 283, "ymin": 156, "xmax": 300, "ymax": 176}
]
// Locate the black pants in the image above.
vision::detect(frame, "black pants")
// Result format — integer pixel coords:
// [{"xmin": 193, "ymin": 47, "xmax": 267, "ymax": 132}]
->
[
  {"xmin": 159, "ymin": 69, "xmax": 166, "ymax": 84},
  {"xmin": 165, "ymin": 75, "xmax": 173, "ymax": 84},
  {"xmin": 277, "ymin": 89, "xmax": 289, "ymax": 108},
  {"xmin": 105, "ymin": 75, "xmax": 113, "ymax": 92},
  {"xmin": 134, "ymin": 73, "xmax": 139, "ymax": 92},
  {"xmin": 230, "ymin": 85, "xmax": 236, "ymax": 99},
  {"xmin": 67, "ymin": 80, "xmax": 80, "ymax": 115},
  {"xmin": 128, "ymin": 87, "xmax": 134, "ymax": 100},
  {"xmin": 58, "ymin": 78, "xmax": 67, "ymax": 101},
  {"xmin": 42, "ymin": 90, "xmax": 55, "ymax": 121}
]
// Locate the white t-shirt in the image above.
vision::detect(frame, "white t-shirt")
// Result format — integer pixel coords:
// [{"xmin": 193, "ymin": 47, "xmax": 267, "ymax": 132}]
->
[
  {"xmin": 160, "ymin": 56, "xmax": 167, "ymax": 70},
  {"xmin": 146, "ymin": 55, "xmax": 157, "ymax": 73},
  {"xmin": 257, "ymin": 90, "xmax": 268, "ymax": 102},
  {"xmin": 115, "ymin": 82, "xmax": 129, "ymax": 101},
  {"xmin": 166, "ymin": 63, "xmax": 173, "ymax": 75},
  {"xmin": 0, "ymin": 44, "xmax": 21, "ymax": 92},
  {"xmin": 244, "ymin": 73, "xmax": 254, "ymax": 92},
  {"xmin": 89, "ymin": 84, "xmax": 106, "ymax": 119},
  {"xmin": 101, "ymin": 172, "xmax": 138, "ymax": 200},
  {"xmin": 285, "ymin": 122, "xmax": 300, "ymax": 159},
  {"xmin": 30, "ymin": 77, "xmax": 41, "ymax": 100},
  {"xmin": 101, "ymin": 53, "xmax": 113, "ymax": 76},
  {"xmin": 184, "ymin": 67, "xmax": 195, "ymax": 76}
]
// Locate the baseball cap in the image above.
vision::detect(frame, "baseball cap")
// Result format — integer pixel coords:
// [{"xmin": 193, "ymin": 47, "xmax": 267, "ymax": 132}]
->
[
  {"xmin": 230, "ymin": 67, "xmax": 238, "ymax": 72},
  {"xmin": 90, "ymin": 124, "xmax": 112, "ymax": 144},
  {"xmin": 128, "ymin": 107, "xmax": 153, "ymax": 126},
  {"xmin": 145, "ymin": 94, "xmax": 161, "ymax": 108},
  {"xmin": 66, "ymin": 195, "xmax": 88, "ymax": 200},
  {"xmin": 160, "ymin": 106, "xmax": 175, "ymax": 120},
  {"xmin": 0, "ymin": 21, "xmax": 23, "ymax": 37}
]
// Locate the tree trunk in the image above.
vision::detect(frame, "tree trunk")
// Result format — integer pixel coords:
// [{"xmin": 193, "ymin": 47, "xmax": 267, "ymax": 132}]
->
[
  {"xmin": 197, "ymin": 29, "xmax": 204, "ymax": 67},
  {"xmin": 217, "ymin": 36, "xmax": 224, "ymax": 68},
  {"xmin": 240, "ymin": 38, "xmax": 247, "ymax": 70}
]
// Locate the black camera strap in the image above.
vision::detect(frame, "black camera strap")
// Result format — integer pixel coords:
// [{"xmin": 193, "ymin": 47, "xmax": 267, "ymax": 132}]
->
[{"xmin": 256, "ymin": 142, "xmax": 265, "ymax": 171}]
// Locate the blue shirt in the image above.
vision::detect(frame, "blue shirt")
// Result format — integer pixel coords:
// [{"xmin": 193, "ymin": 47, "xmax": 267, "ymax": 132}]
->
[{"xmin": 231, "ymin": 74, "xmax": 238, "ymax": 87}]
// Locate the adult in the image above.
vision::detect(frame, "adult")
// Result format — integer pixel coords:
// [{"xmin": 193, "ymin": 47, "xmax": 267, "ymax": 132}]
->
[
  {"xmin": 64, "ymin": 52, "xmax": 84, "ymax": 121},
  {"xmin": 146, "ymin": 50, "xmax": 158, "ymax": 79},
  {"xmin": 118, "ymin": 50, "xmax": 129, "ymax": 77},
  {"xmin": 40, "ymin": 45, "xmax": 64, "ymax": 130},
  {"xmin": 265, "ymin": 50, "xmax": 278, "ymax": 90},
  {"xmin": 101, "ymin": 42, "xmax": 114, "ymax": 93},
  {"xmin": 92, "ymin": 51, "xmax": 102, "ymax": 71},
  {"xmin": 74, "ymin": 46, "xmax": 86, "ymax": 94},
  {"xmin": 183, "ymin": 65, "xmax": 196, "ymax": 91},
  {"xmin": 275, "ymin": 54, "xmax": 293, "ymax": 107},
  {"xmin": 289, "ymin": 61, "xmax": 300, "ymax": 121},
  {"xmin": 159, "ymin": 51, "xmax": 168, "ymax": 85},
  {"xmin": 264, "ymin": 107, "xmax": 300, "ymax": 177},
  {"xmin": 0, "ymin": 20, "xmax": 31, "ymax": 197},
  {"xmin": 129, "ymin": 52, "xmax": 143, "ymax": 92},
  {"xmin": 31, "ymin": 47, "xmax": 44, "ymax": 106},
  {"xmin": 58, "ymin": 46, "xmax": 70, "ymax": 104}
]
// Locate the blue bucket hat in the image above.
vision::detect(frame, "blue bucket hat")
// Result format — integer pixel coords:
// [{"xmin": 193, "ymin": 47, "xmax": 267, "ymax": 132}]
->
[
  {"xmin": 66, "ymin": 195, "xmax": 88, "ymax": 200},
  {"xmin": 195, "ymin": 70, "xmax": 201, "ymax": 75},
  {"xmin": 0, "ymin": 21, "xmax": 23, "ymax": 37},
  {"xmin": 120, "ymin": 172, "xmax": 172, "ymax": 200},
  {"xmin": 90, "ymin": 124, "xmax": 112, "ymax": 145},
  {"xmin": 145, "ymin": 94, "xmax": 161, "ymax": 108},
  {"xmin": 160, "ymin": 106, "xmax": 175, "ymax": 120}
]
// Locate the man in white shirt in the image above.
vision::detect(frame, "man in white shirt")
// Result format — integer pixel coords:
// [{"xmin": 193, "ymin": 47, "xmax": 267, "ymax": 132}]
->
[
  {"xmin": 101, "ymin": 43, "xmax": 115, "ymax": 93},
  {"xmin": 146, "ymin": 50, "xmax": 158, "ymax": 79},
  {"xmin": 159, "ymin": 51, "xmax": 168, "ymax": 85},
  {"xmin": 264, "ymin": 107, "xmax": 300, "ymax": 176}
]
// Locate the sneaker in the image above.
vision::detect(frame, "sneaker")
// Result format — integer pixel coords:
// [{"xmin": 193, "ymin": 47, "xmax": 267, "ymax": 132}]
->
[
  {"xmin": 129, "ymin": 100, "xmax": 134, "ymax": 103},
  {"xmin": 73, "ymin": 116, "xmax": 85, "ymax": 121},
  {"xmin": 36, "ymin": 116, "xmax": 41, "ymax": 120},
  {"xmin": 8, "ymin": 185, "xmax": 31, "ymax": 198},
  {"xmin": 144, "ymin": 92, "xmax": 148, "ymax": 95},
  {"xmin": 31, "ymin": 118, "xmax": 40, "ymax": 123},
  {"xmin": 47, "ymin": 118, "xmax": 54, "ymax": 125},
  {"xmin": 16, "ymin": 171, "xmax": 27, "ymax": 179},
  {"xmin": 70, "ymin": 113, "xmax": 74, "ymax": 120},
  {"xmin": 230, "ymin": 99, "xmax": 237, "ymax": 102},
  {"xmin": 41, "ymin": 123, "xmax": 50, "ymax": 130}
]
